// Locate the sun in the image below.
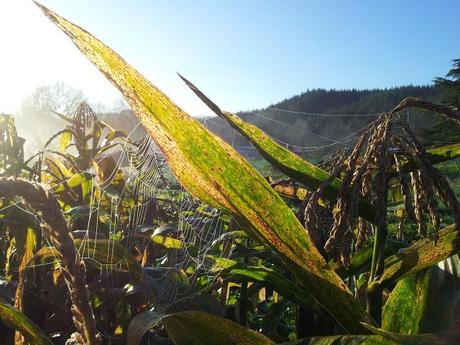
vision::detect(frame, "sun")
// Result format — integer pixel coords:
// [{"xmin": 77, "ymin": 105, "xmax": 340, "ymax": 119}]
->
[{"xmin": 0, "ymin": 0, "xmax": 117, "ymax": 114}]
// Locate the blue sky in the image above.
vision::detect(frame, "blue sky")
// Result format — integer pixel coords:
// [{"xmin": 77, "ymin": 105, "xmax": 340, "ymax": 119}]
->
[{"xmin": 1, "ymin": 0, "xmax": 459, "ymax": 115}]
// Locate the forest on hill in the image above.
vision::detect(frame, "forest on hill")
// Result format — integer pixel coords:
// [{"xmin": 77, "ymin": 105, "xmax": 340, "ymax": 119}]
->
[{"xmin": 200, "ymin": 85, "xmax": 444, "ymax": 158}]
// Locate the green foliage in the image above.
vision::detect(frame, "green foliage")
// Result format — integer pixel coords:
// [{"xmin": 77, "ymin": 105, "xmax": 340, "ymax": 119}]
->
[
  {"xmin": 128, "ymin": 310, "xmax": 274, "ymax": 345},
  {"xmin": 0, "ymin": 115, "xmax": 25, "ymax": 177},
  {"xmin": 382, "ymin": 256, "xmax": 460, "ymax": 334},
  {"xmin": 0, "ymin": 3, "xmax": 458, "ymax": 345},
  {"xmin": 435, "ymin": 58, "xmax": 460, "ymax": 108}
]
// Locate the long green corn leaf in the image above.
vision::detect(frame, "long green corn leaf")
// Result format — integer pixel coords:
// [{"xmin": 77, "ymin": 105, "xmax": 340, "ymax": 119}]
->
[
  {"xmin": 35, "ymin": 2, "xmax": 372, "ymax": 333},
  {"xmin": 127, "ymin": 310, "xmax": 274, "ymax": 345},
  {"xmin": 363, "ymin": 324, "xmax": 460, "ymax": 345},
  {"xmin": 369, "ymin": 224, "xmax": 460, "ymax": 290},
  {"xmin": 382, "ymin": 258, "xmax": 460, "ymax": 334},
  {"xmin": 179, "ymin": 75, "xmax": 377, "ymax": 223}
]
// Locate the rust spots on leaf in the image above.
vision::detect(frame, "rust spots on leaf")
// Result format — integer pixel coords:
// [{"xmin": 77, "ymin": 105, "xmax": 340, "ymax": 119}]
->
[{"xmin": 35, "ymin": 2, "xmax": 372, "ymax": 333}]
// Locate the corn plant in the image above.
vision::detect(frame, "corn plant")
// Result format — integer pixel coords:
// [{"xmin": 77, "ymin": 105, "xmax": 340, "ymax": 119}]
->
[{"xmin": 0, "ymin": 2, "xmax": 459, "ymax": 345}]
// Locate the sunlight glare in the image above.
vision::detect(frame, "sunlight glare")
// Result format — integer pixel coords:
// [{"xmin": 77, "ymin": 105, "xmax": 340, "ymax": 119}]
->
[{"xmin": 0, "ymin": 0, "xmax": 118, "ymax": 114}]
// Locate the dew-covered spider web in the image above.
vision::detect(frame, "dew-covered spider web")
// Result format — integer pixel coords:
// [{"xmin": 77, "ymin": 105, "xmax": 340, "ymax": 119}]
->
[{"xmin": 76, "ymin": 120, "xmax": 234, "ymax": 313}]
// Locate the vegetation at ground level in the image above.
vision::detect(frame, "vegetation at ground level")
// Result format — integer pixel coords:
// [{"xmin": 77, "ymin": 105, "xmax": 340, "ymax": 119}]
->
[{"xmin": 0, "ymin": 3, "xmax": 460, "ymax": 345}]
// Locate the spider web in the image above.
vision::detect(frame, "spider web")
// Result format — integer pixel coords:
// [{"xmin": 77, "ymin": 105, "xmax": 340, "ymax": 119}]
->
[{"xmin": 76, "ymin": 121, "xmax": 233, "ymax": 312}]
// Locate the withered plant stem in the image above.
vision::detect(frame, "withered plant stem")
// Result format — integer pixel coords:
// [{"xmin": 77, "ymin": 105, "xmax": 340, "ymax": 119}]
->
[{"xmin": 0, "ymin": 178, "xmax": 100, "ymax": 345}]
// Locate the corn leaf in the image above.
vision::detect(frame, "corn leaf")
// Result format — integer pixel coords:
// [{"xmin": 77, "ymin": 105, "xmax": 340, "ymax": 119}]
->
[
  {"xmin": 425, "ymin": 143, "xmax": 460, "ymax": 165},
  {"xmin": 369, "ymin": 224, "xmax": 460, "ymax": 290},
  {"xmin": 151, "ymin": 234, "xmax": 183, "ymax": 249},
  {"xmin": 179, "ymin": 75, "xmax": 377, "ymax": 224},
  {"xmin": 286, "ymin": 335, "xmax": 395, "ymax": 344},
  {"xmin": 127, "ymin": 310, "xmax": 274, "ymax": 345},
  {"xmin": 36, "ymin": 2, "xmax": 372, "ymax": 332},
  {"xmin": 271, "ymin": 181, "xmax": 310, "ymax": 200},
  {"xmin": 74, "ymin": 239, "xmax": 145, "ymax": 281},
  {"xmin": 53, "ymin": 172, "xmax": 92, "ymax": 192},
  {"xmin": 382, "ymin": 256, "xmax": 460, "ymax": 334},
  {"xmin": 210, "ymin": 256, "xmax": 317, "ymax": 308},
  {"xmin": 0, "ymin": 297, "xmax": 54, "ymax": 345},
  {"xmin": 59, "ymin": 129, "xmax": 72, "ymax": 153},
  {"xmin": 33, "ymin": 239, "xmax": 147, "ymax": 284},
  {"xmin": 14, "ymin": 228, "xmax": 36, "ymax": 345},
  {"xmin": 363, "ymin": 324, "xmax": 460, "ymax": 345}
]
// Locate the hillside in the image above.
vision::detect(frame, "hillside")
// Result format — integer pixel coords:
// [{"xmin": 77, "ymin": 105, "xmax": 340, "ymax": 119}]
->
[{"xmin": 204, "ymin": 85, "xmax": 443, "ymax": 158}]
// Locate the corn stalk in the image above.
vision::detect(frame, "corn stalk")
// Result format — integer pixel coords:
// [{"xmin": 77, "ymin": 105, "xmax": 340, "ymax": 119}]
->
[{"xmin": 0, "ymin": 178, "xmax": 99, "ymax": 345}]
